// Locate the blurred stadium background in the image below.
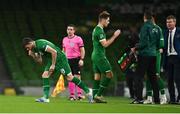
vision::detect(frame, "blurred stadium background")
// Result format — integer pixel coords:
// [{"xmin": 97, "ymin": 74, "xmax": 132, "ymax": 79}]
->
[{"xmin": 0, "ymin": 0, "xmax": 179, "ymax": 97}]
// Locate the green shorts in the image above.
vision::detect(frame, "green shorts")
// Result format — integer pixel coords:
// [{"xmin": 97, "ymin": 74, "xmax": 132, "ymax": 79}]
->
[
  {"xmin": 92, "ymin": 57, "xmax": 112, "ymax": 73},
  {"xmin": 44, "ymin": 55, "xmax": 72, "ymax": 76}
]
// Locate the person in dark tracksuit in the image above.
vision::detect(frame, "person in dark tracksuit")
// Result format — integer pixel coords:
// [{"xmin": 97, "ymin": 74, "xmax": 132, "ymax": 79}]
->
[
  {"xmin": 144, "ymin": 14, "xmax": 167, "ymax": 104},
  {"xmin": 131, "ymin": 11, "xmax": 160, "ymax": 104},
  {"xmin": 125, "ymin": 27, "xmax": 139, "ymax": 99},
  {"xmin": 125, "ymin": 63, "xmax": 136, "ymax": 99}
]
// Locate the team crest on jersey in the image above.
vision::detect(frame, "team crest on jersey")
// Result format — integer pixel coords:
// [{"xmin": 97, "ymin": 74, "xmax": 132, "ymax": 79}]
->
[
  {"xmin": 60, "ymin": 68, "xmax": 65, "ymax": 75},
  {"xmin": 70, "ymin": 42, "xmax": 74, "ymax": 47},
  {"xmin": 100, "ymin": 34, "xmax": 104, "ymax": 39},
  {"xmin": 152, "ymin": 28, "xmax": 158, "ymax": 33}
]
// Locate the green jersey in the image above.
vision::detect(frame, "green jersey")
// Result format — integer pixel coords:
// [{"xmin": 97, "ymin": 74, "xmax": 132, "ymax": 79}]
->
[
  {"xmin": 91, "ymin": 25, "xmax": 106, "ymax": 60},
  {"xmin": 137, "ymin": 20, "xmax": 161, "ymax": 56},
  {"xmin": 34, "ymin": 39, "xmax": 64, "ymax": 61},
  {"xmin": 91, "ymin": 26, "xmax": 112, "ymax": 73},
  {"xmin": 33, "ymin": 39, "xmax": 71, "ymax": 75}
]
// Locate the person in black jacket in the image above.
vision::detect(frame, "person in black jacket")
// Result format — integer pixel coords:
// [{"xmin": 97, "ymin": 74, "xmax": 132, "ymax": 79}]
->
[{"xmin": 131, "ymin": 11, "xmax": 160, "ymax": 104}]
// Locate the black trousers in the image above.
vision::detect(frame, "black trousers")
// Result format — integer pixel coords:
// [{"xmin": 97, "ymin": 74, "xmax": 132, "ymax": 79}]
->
[
  {"xmin": 134, "ymin": 56, "xmax": 160, "ymax": 102},
  {"xmin": 126, "ymin": 69, "xmax": 135, "ymax": 98},
  {"xmin": 166, "ymin": 55, "xmax": 180, "ymax": 102}
]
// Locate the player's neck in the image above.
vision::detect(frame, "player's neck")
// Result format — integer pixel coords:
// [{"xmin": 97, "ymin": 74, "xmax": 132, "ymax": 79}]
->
[
  {"xmin": 98, "ymin": 23, "xmax": 104, "ymax": 29},
  {"xmin": 68, "ymin": 34, "xmax": 75, "ymax": 39}
]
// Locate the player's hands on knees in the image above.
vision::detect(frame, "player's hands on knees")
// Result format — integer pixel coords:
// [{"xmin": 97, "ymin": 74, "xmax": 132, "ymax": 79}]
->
[
  {"xmin": 79, "ymin": 59, "xmax": 84, "ymax": 67},
  {"xmin": 113, "ymin": 29, "xmax": 121, "ymax": 38},
  {"xmin": 49, "ymin": 64, "xmax": 55, "ymax": 75},
  {"xmin": 28, "ymin": 50, "xmax": 33, "ymax": 56}
]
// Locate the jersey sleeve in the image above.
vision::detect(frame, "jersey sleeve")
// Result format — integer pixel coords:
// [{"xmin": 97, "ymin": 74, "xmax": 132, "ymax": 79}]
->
[
  {"xmin": 159, "ymin": 27, "xmax": 164, "ymax": 48},
  {"xmin": 78, "ymin": 37, "xmax": 84, "ymax": 47},
  {"xmin": 36, "ymin": 42, "xmax": 48, "ymax": 52},
  {"xmin": 62, "ymin": 38, "xmax": 65, "ymax": 48},
  {"xmin": 96, "ymin": 28, "xmax": 106, "ymax": 42},
  {"xmin": 42, "ymin": 44, "xmax": 48, "ymax": 52}
]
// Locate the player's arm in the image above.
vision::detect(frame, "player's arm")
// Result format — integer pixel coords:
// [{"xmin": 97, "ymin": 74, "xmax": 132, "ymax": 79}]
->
[
  {"xmin": 100, "ymin": 29, "xmax": 121, "ymax": 48},
  {"xmin": 28, "ymin": 50, "xmax": 42, "ymax": 64},
  {"xmin": 159, "ymin": 27, "xmax": 164, "ymax": 53},
  {"xmin": 79, "ymin": 47, "xmax": 85, "ymax": 66},
  {"xmin": 80, "ymin": 47, "xmax": 85, "ymax": 60},
  {"xmin": 62, "ymin": 39, "xmax": 66, "ymax": 53},
  {"xmin": 45, "ymin": 45, "xmax": 57, "ymax": 75}
]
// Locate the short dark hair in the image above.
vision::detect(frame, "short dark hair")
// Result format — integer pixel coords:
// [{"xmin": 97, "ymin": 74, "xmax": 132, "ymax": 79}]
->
[
  {"xmin": 144, "ymin": 10, "xmax": 153, "ymax": 20},
  {"xmin": 22, "ymin": 37, "xmax": 33, "ymax": 47},
  {"xmin": 99, "ymin": 11, "xmax": 110, "ymax": 20},
  {"xmin": 67, "ymin": 24, "xmax": 75, "ymax": 28},
  {"xmin": 67, "ymin": 24, "xmax": 76, "ymax": 30},
  {"xmin": 166, "ymin": 15, "xmax": 176, "ymax": 21},
  {"xmin": 151, "ymin": 11, "xmax": 156, "ymax": 18}
]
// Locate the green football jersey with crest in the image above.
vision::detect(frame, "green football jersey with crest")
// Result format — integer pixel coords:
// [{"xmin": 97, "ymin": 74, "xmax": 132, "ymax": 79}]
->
[
  {"xmin": 91, "ymin": 25, "xmax": 106, "ymax": 60},
  {"xmin": 34, "ymin": 39, "xmax": 63, "ymax": 61},
  {"xmin": 33, "ymin": 39, "xmax": 71, "ymax": 75}
]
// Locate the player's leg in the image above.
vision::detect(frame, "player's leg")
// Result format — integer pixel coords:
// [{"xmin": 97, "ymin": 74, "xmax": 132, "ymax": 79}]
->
[
  {"xmin": 35, "ymin": 71, "xmax": 50, "ymax": 103},
  {"xmin": 147, "ymin": 56, "xmax": 160, "ymax": 104},
  {"xmin": 144, "ymin": 77, "xmax": 153, "ymax": 104},
  {"xmin": 96, "ymin": 71, "xmax": 112, "ymax": 97},
  {"xmin": 75, "ymin": 74, "xmax": 84, "ymax": 100},
  {"xmin": 66, "ymin": 74, "xmax": 93, "ymax": 103},
  {"xmin": 93, "ymin": 73, "xmax": 101, "ymax": 98},
  {"xmin": 68, "ymin": 81, "xmax": 76, "ymax": 100},
  {"xmin": 94, "ymin": 58, "xmax": 112, "ymax": 103},
  {"xmin": 157, "ymin": 77, "xmax": 166, "ymax": 96},
  {"xmin": 92, "ymin": 63, "xmax": 101, "ymax": 98},
  {"xmin": 68, "ymin": 59, "xmax": 76, "ymax": 100},
  {"xmin": 157, "ymin": 76, "xmax": 167, "ymax": 104},
  {"xmin": 67, "ymin": 74, "xmax": 89, "ymax": 95},
  {"xmin": 132, "ymin": 56, "xmax": 147, "ymax": 104},
  {"xmin": 156, "ymin": 52, "xmax": 167, "ymax": 104},
  {"xmin": 125, "ymin": 69, "xmax": 135, "ymax": 99},
  {"xmin": 60, "ymin": 56, "xmax": 93, "ymax": 103},
  {"xmin": 73, "ymin": 58, "xmax": 84, "ymax": 100},
  {"xmin": 35, "ymin": 61, "xmax": 53, "ymax": 103}
]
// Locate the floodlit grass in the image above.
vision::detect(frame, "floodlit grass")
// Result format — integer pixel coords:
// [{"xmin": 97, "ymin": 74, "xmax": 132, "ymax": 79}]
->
[{"xmin": 0, "ymin": 95, "xmax": 180, "ymax": 113}]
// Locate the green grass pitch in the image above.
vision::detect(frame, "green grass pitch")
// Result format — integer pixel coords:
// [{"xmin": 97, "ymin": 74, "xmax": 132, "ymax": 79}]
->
[{"xmin": 0, "ymin": 95, "xmax": 180, "ymax": 113}]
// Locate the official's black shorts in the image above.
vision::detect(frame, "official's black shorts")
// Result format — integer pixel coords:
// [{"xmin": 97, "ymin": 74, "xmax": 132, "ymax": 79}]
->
[{"xmin": 68, "ymin": 58, "xmax": 81, "ymax": 75}]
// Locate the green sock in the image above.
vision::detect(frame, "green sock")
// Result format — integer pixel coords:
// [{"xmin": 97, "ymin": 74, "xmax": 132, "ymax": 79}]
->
[
  {"xmin": 160, "ymin": 89, "xmax": 165, "ymax": 95},
  {"xmin": 146, "ymin": 79, "xmax": 153, "ymax": 96},
  {"xmin": 147, "ymin": 91, "xmax": 153, "ymax": 96},
  {"xmin": 157, "ymin": 77, "xmax": 165, "ymax": 95},
  {"xmin": 93, "ymin": 80, "xmax": 100, "ymax": 98},
  {"xmin": 72, "ymin": 77, "xmax": 89, "ymax": 93},
  {"xmin": 96, "ymin": 77, "xmax": 111, "ymax": 97},
  {"xmin": 156, "ymin": 54, "xmax": 166, "ymax": 95},
  {"xmin": 43, "ymin": 78, "xmax": 50, "ymax": 99}
]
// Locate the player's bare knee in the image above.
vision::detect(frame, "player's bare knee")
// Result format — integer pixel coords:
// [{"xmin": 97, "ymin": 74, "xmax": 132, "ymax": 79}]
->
[
  {"xmin": 42, "ymin": 71, "xmax": 49, "ymax": 78},
  {"xmin": 106, "ymin": 71, "xmax": 113, "ymax": 78},
  {"xmin": 75, "ymin": 75, "xmax": 81, "ymax": 79},
  {"xmin": 67, "ymin": 75, "xmax": 73, "ymax": 81},
  {"xmin": 94, "ymin": 73, "xmax": 101, "ymax": 80}
]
